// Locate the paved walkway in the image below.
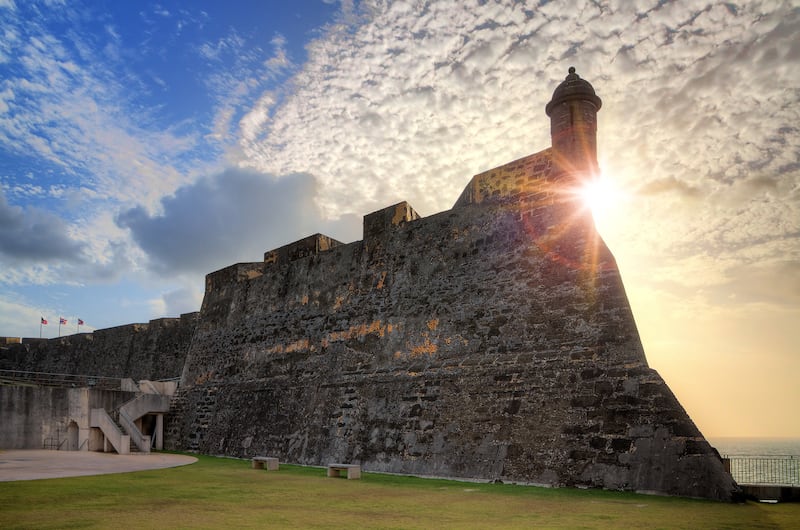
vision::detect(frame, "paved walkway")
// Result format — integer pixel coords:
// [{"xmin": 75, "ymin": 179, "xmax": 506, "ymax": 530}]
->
[{"xmin": 0, "ymin": 450, "xmax": 197, "ymax": 482}]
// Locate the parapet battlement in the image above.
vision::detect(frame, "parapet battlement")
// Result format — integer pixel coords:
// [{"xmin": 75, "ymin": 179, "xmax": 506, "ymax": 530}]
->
[
  {"xmin": 206, "ymin": 147, "xmax": 567, "ymax": 296},
  {"xmin": 207, "ymin": 200, "xmax": 422, "ymax": 293}
]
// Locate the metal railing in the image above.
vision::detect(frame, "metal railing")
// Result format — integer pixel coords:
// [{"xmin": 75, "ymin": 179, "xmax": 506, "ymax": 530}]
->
[
  {"xmin": 724, "ymin": 455, "xmax": 799, "ymax": 486},
  {"xmin": 0, "ymin": 370, "xmax": 181, "ymax": 389},
  {"xmin": 42, "ymin": 437, "xmax": 66, "ymax": 450},
  {"xmin": 0, "ymin": 369, "xmax": 122, "ymax": 390}
]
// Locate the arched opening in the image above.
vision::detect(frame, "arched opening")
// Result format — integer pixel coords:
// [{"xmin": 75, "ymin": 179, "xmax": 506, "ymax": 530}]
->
[{"xmin": 66, "ymin": 421, "xmax": 79, "ymax": 451}]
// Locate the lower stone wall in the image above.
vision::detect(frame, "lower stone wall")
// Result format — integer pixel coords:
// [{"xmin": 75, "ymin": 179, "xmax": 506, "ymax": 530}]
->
[{"xmin": 167, "ymin": 349, "xmax": 733, "ymax": 499}]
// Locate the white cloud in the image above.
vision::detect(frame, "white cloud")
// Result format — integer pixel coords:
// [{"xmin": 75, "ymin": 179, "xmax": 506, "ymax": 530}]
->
[
  {"xmin": 0, "ymin": 296, "xmax": 53, "ymax": 339},
  {"xmin": 265, "ymin": 33, "xmax": 291, "ymax": 75},
  {"xmin": 199, "ymin": 29, "xmax": 295, "ymax": 149},
  {"xmin": 239, "ymin": 92, "xmax": 275, "ymax": 143},
  {"xmin": 0, "ymin": 3, "xmax": 203, "ymax": 211}
]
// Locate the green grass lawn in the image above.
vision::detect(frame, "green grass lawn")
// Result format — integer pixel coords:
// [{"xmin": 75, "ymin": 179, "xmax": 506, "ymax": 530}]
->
[{"xmin": 0, "ymin": 453, "xmax": 797, "ymax": 529}]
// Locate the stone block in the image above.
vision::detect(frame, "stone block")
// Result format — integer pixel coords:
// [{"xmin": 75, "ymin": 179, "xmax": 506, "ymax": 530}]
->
[
  {"xmin": 263, "ymin": 234, "xmax": 343, "ymax": 266},
  {"xmin": 362, "ymin": 202, "xmax": 420, "ymax": 246}
]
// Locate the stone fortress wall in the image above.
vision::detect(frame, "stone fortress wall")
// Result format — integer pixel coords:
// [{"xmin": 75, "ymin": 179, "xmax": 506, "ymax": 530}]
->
[{"xmin": 164, "ymin": 154, "xmax": 735, "ymax": 499}]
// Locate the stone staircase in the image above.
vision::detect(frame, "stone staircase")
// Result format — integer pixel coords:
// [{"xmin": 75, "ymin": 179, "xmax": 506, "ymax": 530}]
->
[
  {"xmin": 107, "ymin": 413, "xmax": 142, "ymax": 453},
  {"xmin": 89, "ymin": 408, "xmax": 130, "ymax": 454},
  {"xmin": 90, "ymin": 390, "xmax": 171, "ymax": 454}
]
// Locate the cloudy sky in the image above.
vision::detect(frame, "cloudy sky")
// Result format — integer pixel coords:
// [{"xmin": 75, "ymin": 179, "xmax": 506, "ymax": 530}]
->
[{"xmin": 1, "ymin": 0, "xmax": 797, "ymax": 438}]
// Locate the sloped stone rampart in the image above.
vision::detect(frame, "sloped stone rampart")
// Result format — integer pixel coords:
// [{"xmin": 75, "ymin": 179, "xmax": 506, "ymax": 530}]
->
[{"xmin": 166, "ymin": 192, "xmax": 736, "ymax": 500}]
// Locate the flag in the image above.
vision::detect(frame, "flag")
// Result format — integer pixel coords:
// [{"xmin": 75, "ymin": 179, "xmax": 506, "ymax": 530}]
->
[
  {"xmin": 78, "ymin": 319, "xmax": 84, "ymax": 326},
  {"xmin": 41, "ymin": 317, "xmax": 48, "ymax": 325},
  {"xmin": 60, "ymin": 317, "xmax": 67, "ymax": 325}
]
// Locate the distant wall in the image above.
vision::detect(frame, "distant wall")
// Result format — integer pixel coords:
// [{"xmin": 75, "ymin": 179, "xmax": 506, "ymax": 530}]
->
[
  {"xmin": 0, "ymin": 312, "xmax": 199, "ymax": 380},
  {"xmin": 0, "ymin": 385, "xmax": 134, "ymax": 449}
]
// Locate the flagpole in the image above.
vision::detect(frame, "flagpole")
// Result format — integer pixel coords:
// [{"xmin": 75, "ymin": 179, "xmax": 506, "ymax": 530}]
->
[
  {"xmin": 40, "ymin": 319, "xmax": 42, "ymax": 338},
  {"xmin": 58, "ymin": 318, "xmax": 61, "ymax": 338}
]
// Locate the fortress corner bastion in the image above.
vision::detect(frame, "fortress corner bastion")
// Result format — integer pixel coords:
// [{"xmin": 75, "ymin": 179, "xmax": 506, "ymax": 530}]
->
[{"xmin": 164, "ymin": 69, "xmax": 737, "ymax": 500}]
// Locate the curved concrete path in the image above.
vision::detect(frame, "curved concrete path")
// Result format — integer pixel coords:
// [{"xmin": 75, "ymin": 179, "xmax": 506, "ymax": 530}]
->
[{"xmin": 0, "ymin": 450, "xmax": 197, "ymax": 481}]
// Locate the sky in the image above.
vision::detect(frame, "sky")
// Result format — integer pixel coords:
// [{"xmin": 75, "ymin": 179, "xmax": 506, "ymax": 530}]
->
[{"xmin": 0, "ymin": 0, "xmax": 797, "ymax": 439}]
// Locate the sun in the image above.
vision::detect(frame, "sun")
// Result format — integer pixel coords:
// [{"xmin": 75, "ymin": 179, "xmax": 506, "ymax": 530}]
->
[{"xmin": 576, "ymin": 174, "xmax": 627, "ymax": 226}]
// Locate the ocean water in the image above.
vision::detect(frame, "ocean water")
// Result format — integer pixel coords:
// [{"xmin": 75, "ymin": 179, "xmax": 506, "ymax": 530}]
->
[
  {"xmin": 708, "ymin": 437, "xmax": 800, "ymax": 457},
  {"xmin": 707, "ymin": 437, "xmax": 800, "ymax": 486}
]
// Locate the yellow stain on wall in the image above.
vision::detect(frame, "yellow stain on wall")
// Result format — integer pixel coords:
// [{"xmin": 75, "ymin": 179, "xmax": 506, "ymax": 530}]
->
[
  {"xmin": 376, "ymin": 271, "xmax": 387, "ymax": 290},
  {"xmin": 326, "ymin": 320, "xmax": 394, "ymax": 343},
  {"xmin": 300, "ymin": 294, "xmax": 309, "ymax": 305},
  {"xmin": 286, "ymin": 338, "xmax": 310, "ymax": 353},
  {"xmin": 427, "ymin": 318, "xmax": 439, "ymax": 331},
  {"xmin": 390, "ymin": 203, "xmax": 407, "ymax": 225},
  {"xmin": 195, "ymin": 371, "xmax": 214, "ymax": 385},
  {"xmin": 260, "ymin": 320, "xmax": 401, "ymax": 353},
  {"xmin": 245, "ymin": 269, "xmax": 263, "ymax": 280},
  {"xmin": 409, "ymin": 337, "xmax": 438, "ymax": 357},
  {"xmin": 333, "ymin": 295, "xmax": 345, "ymax": 310},
  {"xmin": 264, "ymin": 338, "xmax": 311, "ymax": 355}
]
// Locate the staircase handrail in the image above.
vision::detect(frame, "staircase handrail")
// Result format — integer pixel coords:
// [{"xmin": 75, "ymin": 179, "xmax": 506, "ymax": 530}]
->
[
  {"xmin": 89, "ymin": 408, "xmax": 130, "ymax": 454},
  {"xmin": 114, "ymin": 393, "xmax": 170, "ymax": 453},
  {"xmin": 141, "ymin": 379, "xmax": 161, "ymax": 394},
  {"xmin": 121, "ymin": 393, "xmax": 171, "ymax": 420},
  {"xmin": 118, "ymin": 407, "xmax": 151, "ymax": 454},
  {"xmin": 112, "ymin": 394, "xmax": 141, "ymax": 416}
]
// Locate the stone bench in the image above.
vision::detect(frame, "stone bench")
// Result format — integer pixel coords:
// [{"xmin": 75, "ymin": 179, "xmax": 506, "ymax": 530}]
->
[
  {"xmin": 251, "ymin": 456, "xmax": 279, "ymax": 471},
  {"xmin": 327, "ymin": 463, "xmax": 361, "ymax": 480}
]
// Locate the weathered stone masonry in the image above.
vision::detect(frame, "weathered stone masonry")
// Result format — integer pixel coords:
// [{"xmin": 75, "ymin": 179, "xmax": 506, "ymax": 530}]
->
[
  {"xmin": 166, "ymin": 71, "xmax": 737, "ymax": 500},
  {"xmin": 1, "ymin": 313, "xmax": 198, "ymax": 381}
]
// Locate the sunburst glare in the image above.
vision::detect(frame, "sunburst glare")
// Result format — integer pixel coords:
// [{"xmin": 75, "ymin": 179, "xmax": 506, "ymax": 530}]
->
[{"xmin": 577, "ymin": 174, "xmax": 628, "ymax": 226}]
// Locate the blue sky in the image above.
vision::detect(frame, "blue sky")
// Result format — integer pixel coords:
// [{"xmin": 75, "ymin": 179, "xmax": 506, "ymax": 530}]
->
[
  {"xmin": 1, "ymin": 0, "xmax": 798, "ymax": 437},
  {"xmin": 1, "ymin": 0, "xmax": 343, "ymax": 327}
]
